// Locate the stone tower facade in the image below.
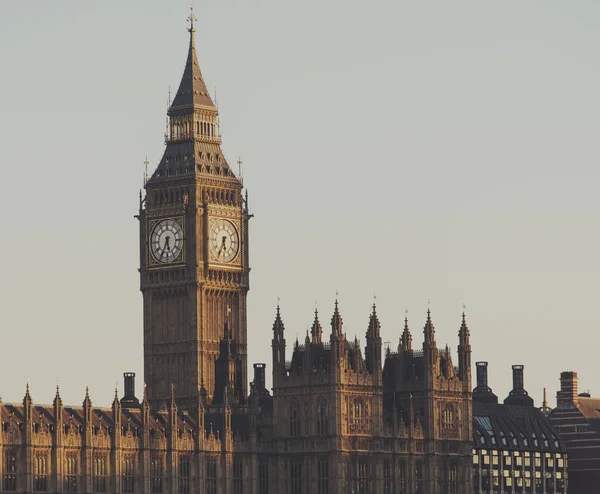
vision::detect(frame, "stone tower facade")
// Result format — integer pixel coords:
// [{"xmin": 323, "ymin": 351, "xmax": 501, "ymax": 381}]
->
[
  {"xmin": 271, "ymin": 303, "xmax": 473, "ymax": 493},
  {"xmin": 138, "ymin": 12, "xmax": 250, "ymax": 410}
]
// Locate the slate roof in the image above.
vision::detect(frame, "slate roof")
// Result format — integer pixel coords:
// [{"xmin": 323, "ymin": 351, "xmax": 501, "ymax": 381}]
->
[
  {"xmin": 169, "ymin": 24, "xmax": 215, "ymax": 113},
  {"xmin": 473, "ymin": 400, "xmax": 566, "ymax": 453}
]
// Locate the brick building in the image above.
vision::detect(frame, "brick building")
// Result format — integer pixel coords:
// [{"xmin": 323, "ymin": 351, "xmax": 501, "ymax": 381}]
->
[{"xmin": 548, "ymin": 371, "xmax": 600, "ymax": 493}]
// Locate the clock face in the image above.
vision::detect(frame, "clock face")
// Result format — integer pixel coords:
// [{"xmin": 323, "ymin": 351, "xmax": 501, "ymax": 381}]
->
[
  {"xmin": 210, "ymin": 218, "xmax": 239, "ymax": 263},
  {"xmin": 150, "ymin": 219, "xmax": 184, "ymax": 263}
]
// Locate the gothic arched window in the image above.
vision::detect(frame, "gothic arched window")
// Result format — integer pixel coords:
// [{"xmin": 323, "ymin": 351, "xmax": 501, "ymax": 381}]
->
[
  {"xmin": 448, "ymin": 463, "xmax": 459, "ymax": 494},
  {"xmin": 94, "ymin": 455, "xmax": 107, "ymax": 493},
  {"xmin": 65, "ymin": 453, "xmax": 78, "ymax": 493},
  {"xmin": 4, "ymin": 451, "xmax": 17, "ymax": 491},
  {"xmin": 289, "ymin": 401, "xmax": 300, "ymax": 437},
  {"xmin": 317, "ymin": 401, "xmax": 328, "ymax": 435},
  {"xmin": 35, "ymin": 454, "xmax": 48, "ymax": 492},
  {"xmin": 443, "ymin": 404, "xmax": 455, "ymax": 430}
]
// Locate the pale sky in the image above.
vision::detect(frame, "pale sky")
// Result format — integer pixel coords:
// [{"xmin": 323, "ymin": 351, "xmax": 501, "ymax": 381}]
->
[{"xmin": 1, "ymin": 0, "xmax": 599, "ymax": 408}]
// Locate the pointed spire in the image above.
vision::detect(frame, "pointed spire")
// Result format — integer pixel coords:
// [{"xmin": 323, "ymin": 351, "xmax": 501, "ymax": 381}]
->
[
  {"xmin": 423, "ymin": 308, "xmax": 436, "ymax": 347},
  {"xmin": 400, "ymin": 313, "xmax": 412, "ymax": 351},
  {"xmin": 367, "ymin": 303, "xmax": 381, "ymax": 339},
  {"xmin": 83, "ymin": 386, "xmax": 92, "ymax": 408},
  {"xmin": 459, "ymin": 310, "xmax": 470, "ymax": 345},
  {"xmin": 53, "ymin": 385, "xmax": 62, "ymax": 408},
  {"xmin": 305, "ymin": 329, "xmax": 310, "ymax": 346},
  {"xmin": 272, "ymin": 303, "xmax": 285, "ymax": 339},
  {"xmin": 23, "ymin": 382, "xmax": 33, "ymax": 408},
  {"xmin": 331, "ymin": 299, "xmax": 343, "ymax": 339},
  {"xmin": 311, "ymin": 309, "xmax": 323, "ymax": 345},
  {"xmin": 169, "ymin": 7, "xmax": 215, "ymax": 112}
]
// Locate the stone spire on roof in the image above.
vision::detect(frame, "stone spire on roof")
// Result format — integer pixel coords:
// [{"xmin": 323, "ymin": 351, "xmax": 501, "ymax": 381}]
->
[
  {"xmin": 367, "ymin": 303, "xmax": 381, "ymax": 339},
  {"xmin": 423, "ymin": 308, "xmax": 436, "ymax": 348},
  {"xmin": 400, "ymin": 312, "xmax": 412, "ymax": 351},
  {"xmin": 23, "ymin": 382, "xmax": 33, "ymax": 409},
  {"xmin": 311, "ymin": 309, "xmax": 322, "ymax": 345},
  {"xmin": 169, "ymin": 7, "xmax": 216, "ymax": 113},
  {"xmin": 331, "ymin": 299, "xmax": 343, "ymax": 340},
  {"xmin": 272, "ymin": 303, "xmax": 285, "ymax": 340},
  {"xmin": 53, "ymin": 385, "xmax": 62, "ymax": 408},
  {"xmin": 458, "ymin": 310, "xmax": 470, "ymax": 346}
]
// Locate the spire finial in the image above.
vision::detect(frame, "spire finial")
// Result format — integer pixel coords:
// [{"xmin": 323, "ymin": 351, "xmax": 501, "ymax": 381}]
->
[{"xmin": 187, "ymin": 6, "xmax": 197, "ymax": 33}]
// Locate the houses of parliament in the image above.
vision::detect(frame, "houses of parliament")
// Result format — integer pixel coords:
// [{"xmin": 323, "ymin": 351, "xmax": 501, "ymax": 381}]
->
[{"xmin": 0, "ymin": 13, "xmax": 475, "ymax": 494}]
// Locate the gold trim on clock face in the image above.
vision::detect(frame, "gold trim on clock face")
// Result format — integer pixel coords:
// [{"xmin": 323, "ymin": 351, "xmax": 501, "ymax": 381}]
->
[
  {"xmin": 150, "ymin": 218, "xmax": 184, "ymax": 264},
  {"xmin": 210, "ymin": 218, "xmax": 239, "ymax": 263}
]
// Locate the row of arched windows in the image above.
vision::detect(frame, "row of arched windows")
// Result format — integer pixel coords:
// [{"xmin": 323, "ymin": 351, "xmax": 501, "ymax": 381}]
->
[
  {"xmin": 170, "ymin": 118, "xmax": 217, "ymax": 140},
  {"xmin": 152, "ymin": 187, "xmax": 189, "ymax": 207}
]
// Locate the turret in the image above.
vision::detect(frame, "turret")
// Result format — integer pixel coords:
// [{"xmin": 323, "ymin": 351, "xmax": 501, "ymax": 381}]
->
[
  {"xmin": 196, "ymin": 386, "xmax": 205, "ymax": 449},
  {"xmin": 400, "ymin": 315, "xmax": 412, "ymax": 352},
  {"xmin": 365, "ymin": 303, "xmax": 382, "ymax": 381},
  {"xmin": 83, "ymin": 386, "xmax": 92, "ymax": 424},
  {"xmin": 330, "ymin": 300, "xmax": 345, "ymax": 380},
  {"xmin": 311, "ymin": 309, "xmax": 323, "ymax": 345},
  {"xmin": 330, "ymin": 300, "xmax": 343, "ymax": 341},
  {"xmin": 112, "ymin": 388, "xmax": 122, "ymax": 448},
  {"xmin": 457, "ymin": 312, "xmax": 472, "ymax": 386},
  {"xmin": 271, "ymin": 305, "xmax": 286, "ymax": 383},
  {"xmin": 423, "ymin": 309, "xmax": 436, "ymax": 349},
  {"xmin": 213, "ymin": 319, "xmax": 243, "ymax": 405}
]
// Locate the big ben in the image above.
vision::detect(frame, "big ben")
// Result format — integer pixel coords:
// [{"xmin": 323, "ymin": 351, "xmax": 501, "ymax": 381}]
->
[{"xmin": 138, "ymin": 12, "xmax": 249, "ymax": 410}]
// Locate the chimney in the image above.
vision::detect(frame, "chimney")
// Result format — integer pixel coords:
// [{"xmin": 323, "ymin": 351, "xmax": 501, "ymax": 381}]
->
[
  {"xmin": 557, "ymin": 371, "xmax": 578, "ymax": 407},
  {"xmin": 121, "ymin": 372, "xmax": 141, "ymax": 409},
  {"xmin": 504, "ymin": 364, "xmax": 534, "ymax": 407},
  {"xmin": 477, "ymin": 361, "xmax": 489, "ymax": 388},
  {"xmin": 253, "ymin": 363, "xmax": 266, "ymax": 392},
  {"xmin": 512, "ymin": 365, "xmax": 524, "ymax": 391},
  {"xmin": 473, "ymin": 361, "xmax": 498, "ymax": 404}
]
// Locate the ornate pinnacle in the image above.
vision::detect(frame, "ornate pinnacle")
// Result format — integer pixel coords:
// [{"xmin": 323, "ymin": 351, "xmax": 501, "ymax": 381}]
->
[{"xmin": 187, "ymin": 6, "xmax": 197, "ymax": 33}]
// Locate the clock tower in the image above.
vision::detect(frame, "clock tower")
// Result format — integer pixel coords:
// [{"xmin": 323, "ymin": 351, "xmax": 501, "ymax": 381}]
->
[{"xmin": 138, "ymin": 12, "xmax": 250, "ymax": 410}]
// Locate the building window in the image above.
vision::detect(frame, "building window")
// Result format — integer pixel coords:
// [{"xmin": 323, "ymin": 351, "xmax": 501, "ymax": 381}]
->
[
  {"xmin": 443, "ymin": 404, "xmax": 455, "ymax": 430},
  {"xmin": 398, "ymin": 461, "xmax": 407, "ymax": 494},
  {"xmin": 290, "ymin": 459, "xmax": 303, "ymax": 494},
  {"xmin": 317, "ymin": 401, "xmax": 328, "ymax": 435},
  {"xmin": 383, "ymin": 461, "xmax": 391, "ymax": 494},
  {"xmin": 317, "ymin": 457, "xmax": 329, "ymax": 494},
  {"xmin": 123, "ymin": 455, "xmax": 135, "ymax": 494},
  {"xmin": 416, "ymin": 461, "xmax": 423, "ymax": 494},
  {"xmin": 151, "ymin": 456, "xmax": 163, "ymax": 494},
  {"xmin": 4, "ymin": 451, "xmax": 17, "ymax": 492},
  {"xmin": 65, "ymin": 453, "xmax": 78, "ymax": 493},
  {"xmin": 233, "ymin": 459, "xmax": 243, "ymax": 494},
  {"xmin": 94, "ymin": 455, "xmax": 107, "ymax": 493},
  {"xmin": 35, "ymin": 454, "xmax": 49, "ymax": 492},
  {"xmin": 448, "ymin": 463, "xmax": 458, "ymax": 494},
  {"xmin": 206, "ymin": 458, "xmax": 217, "ymax": 494},
  {"xmin": 259, "ymin": 458, "xmax": 269, "ymax": 494},
  {"xmin": 352, "ymin": 399, "xmax": 364, "ymax": 428},
  {"xmin": 179, "ymin": 456, "xmax": 191, "ymax": 494},
  {"xmin": 351, "ymin": 458, "xmax": 368, "ymax": 494},
  {"xmin": 290, "ymin": 401, "xmax": 301, "ymax": 437}
]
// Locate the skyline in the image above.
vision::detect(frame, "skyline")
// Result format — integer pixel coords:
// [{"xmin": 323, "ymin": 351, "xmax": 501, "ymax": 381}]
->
[{"xmin": 1, "ymin": 0, "xmax": 599, "ymax": 407}]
